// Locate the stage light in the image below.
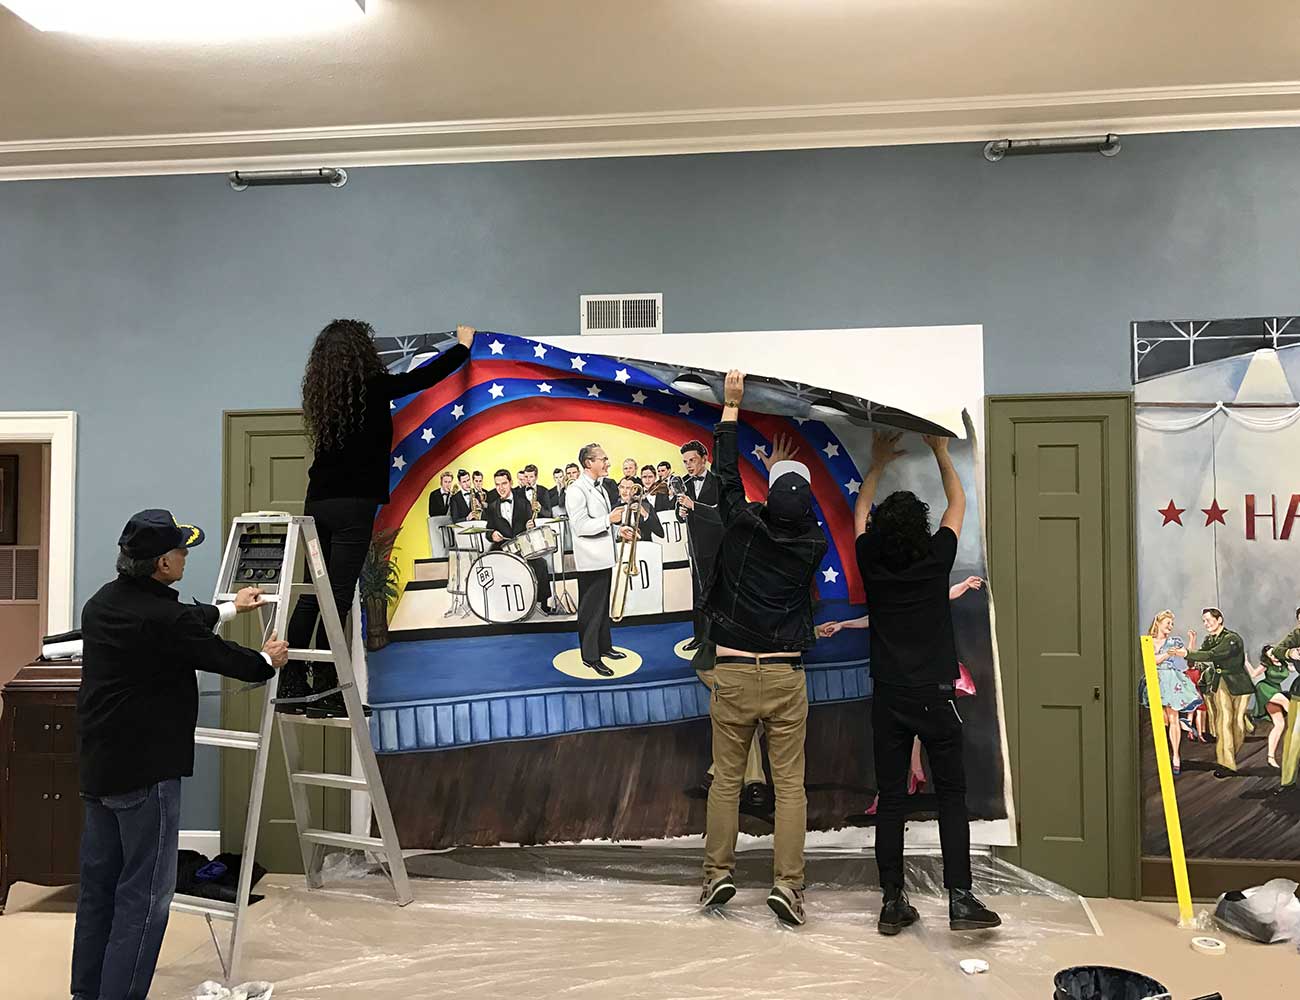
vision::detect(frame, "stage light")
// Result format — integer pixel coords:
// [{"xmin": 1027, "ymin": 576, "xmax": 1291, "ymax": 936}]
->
[
  {"xmin": 1, "ymin": 0, "xmax": 367, "ymax": 39},
  {"xmin": 983, "ymin": 134, "xmax": 1121, "ymax": 162}
]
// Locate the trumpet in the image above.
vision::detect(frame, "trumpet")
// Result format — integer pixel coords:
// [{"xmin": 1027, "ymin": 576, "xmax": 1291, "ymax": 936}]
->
[{"xmin": 611, "ymin": 479, "xmax": 668, "ymax": 622}]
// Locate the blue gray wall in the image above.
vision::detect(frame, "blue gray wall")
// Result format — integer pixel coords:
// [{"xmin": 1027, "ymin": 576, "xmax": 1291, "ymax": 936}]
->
[{"xmin": 3, "ymin": 127, "xmax": 1298, "ymax": 826}]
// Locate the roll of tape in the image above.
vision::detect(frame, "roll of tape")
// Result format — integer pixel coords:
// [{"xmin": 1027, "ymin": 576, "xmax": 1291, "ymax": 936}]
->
[{"xmin": 1191, "ymin": 936, "xmax": 1226, "ymax": 956}]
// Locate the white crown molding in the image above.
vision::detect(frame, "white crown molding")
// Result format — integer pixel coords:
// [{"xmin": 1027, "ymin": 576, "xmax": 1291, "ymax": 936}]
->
[{"xmin": 4, "ymin": 81, "xmax": 1300, "ymax": 180}]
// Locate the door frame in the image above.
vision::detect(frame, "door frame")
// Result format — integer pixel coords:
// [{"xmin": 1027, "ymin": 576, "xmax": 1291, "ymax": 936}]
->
[
  {"xmin": 986, "ymin": 393, "xmax": 1139, "ymax": 899},
  {"xmin": 0, "ymin": 412, "xmax": 76, "ymax": 632}
]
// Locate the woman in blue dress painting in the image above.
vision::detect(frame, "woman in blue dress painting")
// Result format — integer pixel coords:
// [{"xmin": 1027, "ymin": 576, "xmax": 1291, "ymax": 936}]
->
[{"xmin": 1144, "ymin": 610, "xmax": 1201, "ymax": 775}]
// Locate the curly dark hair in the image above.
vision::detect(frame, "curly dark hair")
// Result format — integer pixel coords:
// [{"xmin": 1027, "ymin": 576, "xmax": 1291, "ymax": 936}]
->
[
  {"xmin": 870, "ymin": 490, "xmax": 932, "ymax": 571},
  {"xmin": 301, "ymin": 319, "xmax": 387, "ymax": 451}
]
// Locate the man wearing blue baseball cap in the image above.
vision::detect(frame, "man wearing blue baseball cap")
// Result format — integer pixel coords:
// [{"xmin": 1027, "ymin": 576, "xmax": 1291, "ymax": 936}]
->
[{"xmin": 72, "ymin": 509, "xmax": 288, "ymax": 1000}]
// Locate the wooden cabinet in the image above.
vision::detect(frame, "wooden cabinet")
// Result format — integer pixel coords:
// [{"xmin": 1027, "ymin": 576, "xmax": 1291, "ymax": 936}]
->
[{"xmin": 0, "ymin": 661, "xmax": 81, "ymax": 913}]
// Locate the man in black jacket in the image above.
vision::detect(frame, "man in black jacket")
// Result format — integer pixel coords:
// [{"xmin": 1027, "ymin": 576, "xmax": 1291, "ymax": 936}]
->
[
  {"xmin": 698, "ymin": 373, "xmax": 827, "ymax": 928},
  {"xmin": 72, "ymin": 510, "xmax": 288, "ymax": 1000},
  {"xmin": 485, "ymin": 470, "xmax": 556, "ymax": 615}
]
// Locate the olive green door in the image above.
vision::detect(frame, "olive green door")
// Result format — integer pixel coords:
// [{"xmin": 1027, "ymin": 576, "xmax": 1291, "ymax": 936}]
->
[
  {"xmin": 221, "ymin": 411, "xmax": 349, "ymax": 873},
  {"xmin": 987, "ymin": 395, "xmax": 1137, "ymax": 899}
]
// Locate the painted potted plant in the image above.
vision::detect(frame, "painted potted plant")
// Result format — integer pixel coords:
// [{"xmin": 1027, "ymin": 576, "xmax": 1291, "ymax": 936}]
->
[{"xmin": 358, "ymin": 527, "xmax": 401, "ymax": 651}]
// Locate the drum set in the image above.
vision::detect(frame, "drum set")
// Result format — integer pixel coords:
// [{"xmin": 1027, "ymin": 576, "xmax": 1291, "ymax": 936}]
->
[{"xmin": 441, "ymin": 519, "xmax": 565, "ymax": 624}]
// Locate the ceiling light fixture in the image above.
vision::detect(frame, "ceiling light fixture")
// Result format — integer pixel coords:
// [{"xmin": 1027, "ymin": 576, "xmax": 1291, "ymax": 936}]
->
[
  {"xmin": 983, "ymin": 133, "xmax": 1121, "ymax": 162},
  {"xmin": 228, "ymin": 168, "xmax": 348, "ymax": 191},
  {"xmin": 1, "ymin": 0, "xmax": 366, "ymax": 39}
]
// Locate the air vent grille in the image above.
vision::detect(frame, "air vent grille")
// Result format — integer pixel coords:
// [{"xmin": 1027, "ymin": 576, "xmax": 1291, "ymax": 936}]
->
[
  {"xmin": 580, "ymin": 293, "xmax": 663, "ymax": 335},
  {"xmin": 0, "ymin": 546, "xmax": 40, "ymax": 602}
]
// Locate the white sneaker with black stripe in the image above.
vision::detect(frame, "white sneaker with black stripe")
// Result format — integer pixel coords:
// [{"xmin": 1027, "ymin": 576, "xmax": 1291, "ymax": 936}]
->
[
  {"xmin": 699, "ymin": 874, "xmax": 737, "ymax": 909},
  {"xmin": 766, "ymin": 885, "xmax": 806, "ymax": 925}
]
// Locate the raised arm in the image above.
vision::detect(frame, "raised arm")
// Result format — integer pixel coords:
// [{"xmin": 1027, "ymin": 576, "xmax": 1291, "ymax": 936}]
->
[
  {"xmin": 855, "ymin": 432, "xmax": 904, "ymax": 537},
  {"xmin": 924, "ymin": 435, "xmax": 966, "ymax": 538},
  {"xmin": 376, "ymin": 325, "xmax": 475, "ymax": 400},
  {"xmin": 713, "ymin": 370, "xmax": 749, "ymax": 524}
]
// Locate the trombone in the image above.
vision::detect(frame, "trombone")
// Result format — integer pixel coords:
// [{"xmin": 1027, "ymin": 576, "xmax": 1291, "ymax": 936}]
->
[{"xmin": 611, "ymin": 480, "xmax": 667, "ymax": 622}]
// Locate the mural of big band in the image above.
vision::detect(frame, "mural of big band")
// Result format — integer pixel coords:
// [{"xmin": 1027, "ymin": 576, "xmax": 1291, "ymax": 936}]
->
[{"xmin": 361, "ymin": 329, "xmax": 1009, "ymax": 850}]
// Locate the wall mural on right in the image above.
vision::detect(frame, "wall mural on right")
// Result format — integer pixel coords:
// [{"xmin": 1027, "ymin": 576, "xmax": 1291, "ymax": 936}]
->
[{"xmin": 1134, "ymin": 316, "xmax": 1300, "ymax": 862}]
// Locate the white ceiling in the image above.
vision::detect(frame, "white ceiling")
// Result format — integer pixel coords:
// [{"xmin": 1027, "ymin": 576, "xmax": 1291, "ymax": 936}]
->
[{"xmin": 4, "ymin": 0, "xmax": 1300, "ymax": 178}]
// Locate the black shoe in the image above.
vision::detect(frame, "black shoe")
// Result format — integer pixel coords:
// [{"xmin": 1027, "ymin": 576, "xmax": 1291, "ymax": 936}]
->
[
  {"xmin": 684, "ymin": 773, "xmax": 713, "ymax": 800},
  {"xmin": 739, "ymin": 782, "xmax": 775, "ymax": 821},
  {"xmin": 948, "ymin": 889, "xmax": 1001, "ymax": 931},
  {"xmin": 584, "ymin": 659, "xmax": 615, "ymax": 677},
  {"xmin": 601, "ymin": 649, "xmax": 628, "ymax": 660},
  {"xmin": 274, "ymin": 663, "xmax": 310, "ymax": 714},
  {"xmin": 878, "ymin": 887, "xmax": 919, "ymax": 936},
  {"xmin": 683, "ymin": 637, "xmax": 703, "ymax": 652},
  {"xmin": 1214, "ymin": 767, "xmax": 1239, "ymax": 779},
  {"xmin": 699, "ymin": 874, "xmax": 736, "ymax": 909}
]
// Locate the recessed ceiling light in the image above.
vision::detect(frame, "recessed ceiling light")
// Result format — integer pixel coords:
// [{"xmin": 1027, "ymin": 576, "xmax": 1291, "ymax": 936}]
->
[{"xmin": 1, "ymin": 0, "xmax": 367, "ymax": 40}]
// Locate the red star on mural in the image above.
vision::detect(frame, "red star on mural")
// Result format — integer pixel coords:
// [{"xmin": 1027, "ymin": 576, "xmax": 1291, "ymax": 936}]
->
[
  {"xmin": 1202, "ymin": 499, "xmax": 1228, "ymax": 526},
  {"xmin": 1158, "ymin": 500, "xmax": 1185, "ymax": 526}
]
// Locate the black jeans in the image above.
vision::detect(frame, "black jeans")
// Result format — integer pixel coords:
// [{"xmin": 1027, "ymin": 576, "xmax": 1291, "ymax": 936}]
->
[
  {"xmin": 287, "ymin": 497, "xmax": 378, "ymax": 670},
  {"xmin": 873, "ymin": 683, "xmax": 972, "ymax": 891},
  {"xmin": 72, "ymin": 780, "xmax": 181, "ymax": 1000}
]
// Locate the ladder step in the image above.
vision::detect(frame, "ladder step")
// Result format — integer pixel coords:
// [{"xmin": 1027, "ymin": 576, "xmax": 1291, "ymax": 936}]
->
[
  {"xmin": 279, "ymin": 714, "xmax": 355, "ymax": 729},
  {"xmin": 291, "ymin": 771, "xmax": 368, "ymax": 791},
  {"xmin": 288, "ymin": 649, "xmax": 337, "ymax": 662},
  {"xmin": 194, "ymin": 726, "xmax": 262, "ymax": 750},
  {"xmin": 171, "ymin": 894, "xmax": 239, "ymax": 919},
  {"xmin": 301, "ymin": 828, "xmax": 384, "ymax": 851}
]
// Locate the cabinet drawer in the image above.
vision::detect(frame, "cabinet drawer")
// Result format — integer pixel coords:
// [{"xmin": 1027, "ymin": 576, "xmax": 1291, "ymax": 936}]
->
[
  {"xmin": 11, "ymin": 703, "xmax": 55, "ymax": 754},
  {"xmin": 50, "ymin": 706, "xmax": 77, "ymax": 754}
]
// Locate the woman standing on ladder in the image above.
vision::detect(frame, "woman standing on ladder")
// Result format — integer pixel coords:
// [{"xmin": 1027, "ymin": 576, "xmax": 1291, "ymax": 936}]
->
[{"xmin": 282, "ymin": 319, "xmax": 475, "ymax": 716}]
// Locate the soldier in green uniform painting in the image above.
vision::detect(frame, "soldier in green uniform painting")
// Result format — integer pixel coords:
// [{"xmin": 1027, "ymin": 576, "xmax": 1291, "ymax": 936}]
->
[
  {"xmin": 1267, "ymin": 607, "xmax": 1300, "ymax": 787},
  {"xmin": 1185, "ymin": 608, "xmax": 1254, "ymax": 778}
]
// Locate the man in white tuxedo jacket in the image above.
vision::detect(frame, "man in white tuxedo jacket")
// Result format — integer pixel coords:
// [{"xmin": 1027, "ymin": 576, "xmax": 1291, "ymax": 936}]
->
[{"xmin": 565, "ymin": 443, "xmax": 635, "ymax": 676}]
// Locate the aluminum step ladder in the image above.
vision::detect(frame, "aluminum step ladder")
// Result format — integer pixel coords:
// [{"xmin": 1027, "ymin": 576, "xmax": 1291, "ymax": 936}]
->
[{"xmin": 174, "ymin": 513, "xmax": 412, "ymax": 983}]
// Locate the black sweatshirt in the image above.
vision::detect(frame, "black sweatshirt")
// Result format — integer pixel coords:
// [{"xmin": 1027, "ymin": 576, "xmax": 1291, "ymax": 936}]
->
[
  {"xmin": 78, "ymin": 575, "xmax": 275, "ymax": 796},
  {"xmin": 306, "ymin": 344, "xmax": 471, "ymax": 503}
]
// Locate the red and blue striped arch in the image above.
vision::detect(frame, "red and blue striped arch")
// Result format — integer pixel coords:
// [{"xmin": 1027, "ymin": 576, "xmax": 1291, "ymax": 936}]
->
[{"xmin": 376, "ymin": 333, "xmax": 866, "ymax": 602}]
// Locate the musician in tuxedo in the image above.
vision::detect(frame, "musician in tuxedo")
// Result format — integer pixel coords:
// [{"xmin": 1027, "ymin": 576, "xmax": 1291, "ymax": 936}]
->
[
  {"xmin": 565, "ymin": 462, "xmax": 581, "ymax": 486},
  {"xmin": 565, "ymin": 443, "xmax": 634, "ymax": 676},
  {"xmin": 471, "ymin": 470, "xmax": 488, "ymax": 502},
  {"xmin": 622, "ymin": 458, "xmax": 639, "ymax": 482},
  {"xmin": 657, "ymin": 461, "xmax": 673, "ymax": 484},
  {"xmin": 679, "ymin": 439, "xmax": 723, "ymax": 650},
  {"xmin": 428, "ymin": 471, "xmax": 456, "ymax": 517},
  {"xmin": 619, "ymin": 476, "xmax": 664, "ymax": 543},
  {"xmin": 485, "ymin": 470, "xmax": 557, "ymax": 615},
  {"xmin": 644, "ymin": 465, "xmax": 675, "ymax": 512},
  {"xmin": 542, "ymin": 467, "xmax": 566, "ymax": 512},
  {"xmin": 521, "ymin": 464, "xmax": 552, "ymax": 517},
  {"xmin": 449, "ymin": 469, "xmax": 477, "ymax": 524}
]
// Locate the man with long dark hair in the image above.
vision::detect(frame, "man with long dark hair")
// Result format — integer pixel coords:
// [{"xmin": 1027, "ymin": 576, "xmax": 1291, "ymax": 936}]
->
[
  {"xmin": 288, "ymin": 319, "xmax": 473, "ymax": 715},
  {"xmin": 854, "ymin": 431, "xmax": 1000, "ymax": 935}
]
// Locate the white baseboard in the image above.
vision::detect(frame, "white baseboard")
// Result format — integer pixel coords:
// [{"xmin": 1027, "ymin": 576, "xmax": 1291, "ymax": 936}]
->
[{"xmin": 179, "ymin": 830, "xmax": 221, "ymax": 857}]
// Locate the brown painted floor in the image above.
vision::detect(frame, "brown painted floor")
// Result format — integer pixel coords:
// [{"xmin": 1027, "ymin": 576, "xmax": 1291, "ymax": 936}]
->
[{"xmin": 4, "ymin": 853, "xmax": 1293, "ymax": 1000}]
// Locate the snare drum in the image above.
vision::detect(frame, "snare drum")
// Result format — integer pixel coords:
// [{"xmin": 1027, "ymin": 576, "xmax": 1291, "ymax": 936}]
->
[
  {"xmin": 503, "ymin": 524, "xmax": 558, "ymax": 560},
  {"xmin": 466, "ymin": 552, "xmax": 538, "ymax": 624}
]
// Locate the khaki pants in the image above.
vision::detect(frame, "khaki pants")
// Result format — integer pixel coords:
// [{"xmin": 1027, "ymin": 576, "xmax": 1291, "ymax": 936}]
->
[
  {"xmin": 1212, "ymin": 685, "xmax": 1252, "ymax": 771},
  {"xmin": 1280, "ymin": 696, "xmax": 1300, "ymax": 788},
  {"xmin": 697, "ymin": 669, "xmax": 765, "ymax": 786},
  {"xmin": 702, "ymin": 661, "xmax": 808, "ymax": 890}
]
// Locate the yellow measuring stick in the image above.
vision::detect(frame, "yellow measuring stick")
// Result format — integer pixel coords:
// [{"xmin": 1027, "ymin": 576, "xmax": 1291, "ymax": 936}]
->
[{"xmin": 1141, "ymin": 633, "xmax": 1195, "ymax": 926}]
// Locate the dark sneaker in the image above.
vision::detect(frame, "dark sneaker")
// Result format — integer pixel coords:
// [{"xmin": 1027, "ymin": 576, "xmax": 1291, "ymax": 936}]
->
[
  {"xmin": 766, "ymin": 885, "xmax": 806, "ymax": 926},
  {"xmin": 700, "ymin": 874, "xmax": 736, "ymax": 909},
  {"xmin": 948, "ymin": 889, "xmax": 1001, "ymax": 931},
  {"xmin": 878, "ymin": 887, "xmax": 919, "ymax": 936}
]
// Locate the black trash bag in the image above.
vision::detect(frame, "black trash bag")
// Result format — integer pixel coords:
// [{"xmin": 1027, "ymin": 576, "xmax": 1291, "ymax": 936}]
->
[
  {"xmin": 175, "ymin": 850, "xmax": 267, "ymax": 906},
  {"xmin": 1053, "ymin": 966, "xmax": 1167, "ymax": 1000},
  {"xmin": 175, "ymin": 850, "xmax": 211, "ymax": 894},
  {"xmin": 1214, "ymin": 879, "xmax": 1300, "ymax": 944}
]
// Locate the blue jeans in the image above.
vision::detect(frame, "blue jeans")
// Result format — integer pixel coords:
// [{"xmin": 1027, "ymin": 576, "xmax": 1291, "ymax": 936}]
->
[{"xmin": 71, "ymin": 779, "xmax": 181, "ymax": 1000}]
